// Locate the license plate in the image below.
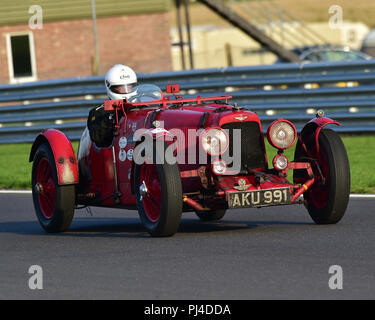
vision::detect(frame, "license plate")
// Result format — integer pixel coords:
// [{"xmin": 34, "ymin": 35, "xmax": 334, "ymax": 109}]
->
[{"xmin": 228, "ymin": 187, "xmax": 291, "ymax": 209}]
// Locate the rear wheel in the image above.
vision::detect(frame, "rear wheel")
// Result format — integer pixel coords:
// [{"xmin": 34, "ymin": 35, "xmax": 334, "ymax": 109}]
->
[
  {"xmin": 134, "ymin": 142, "xmax": 183, "ymax": 237},
  {"xmin": 32, "ymin": 143, "xmax": 75, "ymax": 232},
  {"xmin": 195, "ymin": 209, "xmax": 226, "ymax": 221},
  {"xmin": 294, "ymin": 129, "xmax": 350, "ymax": 224}
]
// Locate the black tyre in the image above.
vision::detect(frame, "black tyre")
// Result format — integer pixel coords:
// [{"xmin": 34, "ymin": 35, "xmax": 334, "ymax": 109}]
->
[
  {"xmin": 134, "ymin": 142, "xmax": 183, "ymax": 237},
  {"xmin": 32, "ymin": 143, "xmax": 75, "ymax": 233},
  {"xmin": 195, "ymin": 209, "xmax": 226, "ymax": 221},
  {"xmin": 294, "ymin": 129, "xmax": 350, "ymax": 224}
]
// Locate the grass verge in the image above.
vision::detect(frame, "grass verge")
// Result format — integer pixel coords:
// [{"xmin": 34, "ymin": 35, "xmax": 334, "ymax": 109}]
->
[
  {"xmin": 265, "ymin": 134, "xmax": 375, "ymax": 194},
  {"xmin": 0, "ymin": 142, "xmax": 79, "ymax": 190},
  {"xmin": 0, "ymin": 135, "xmax": 374, "ymax": 193}
]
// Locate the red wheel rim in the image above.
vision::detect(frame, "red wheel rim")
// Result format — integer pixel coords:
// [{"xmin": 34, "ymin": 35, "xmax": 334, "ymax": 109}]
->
[
  {"xmin": 36, "ymin": 158, "xmax": 55, "ymax": 219},
  {"xmin": 308, "ymin": 147, "xmax": 329, "ymax": 210},
  {"xmin": 140, "ymin": 163, "xmax": 161, "ymax": 223}
]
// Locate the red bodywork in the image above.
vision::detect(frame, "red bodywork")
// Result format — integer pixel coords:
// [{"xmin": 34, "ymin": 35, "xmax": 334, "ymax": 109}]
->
[
  {"xmin": 30, "ymin": 87, "xmax": 340, "ymax": 213},
  {"xmin": 70, "ymin": 89, "xmax": 328, "ymax": 212},
  {"xmin": 30, "ymin": 129, "xmax": 78, "ymax": 185},
  {"xmin": 300, "ymin": 116, "xmax": 341, "ymax": 153}
]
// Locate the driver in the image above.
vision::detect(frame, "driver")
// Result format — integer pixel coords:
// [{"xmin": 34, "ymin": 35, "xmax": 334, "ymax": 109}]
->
[
  {"xmin": 87, "ymin": 64, "xmax": 138, "ymax": 147},
  {"xmin": 105, "ymin": 64, "xmax": 138, "ymax": 101}
]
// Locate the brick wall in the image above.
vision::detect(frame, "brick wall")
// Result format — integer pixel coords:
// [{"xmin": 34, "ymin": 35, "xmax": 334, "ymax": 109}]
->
[{"xmin": 0, "ymin": 12, "xmax": 172, "ymax": 84}]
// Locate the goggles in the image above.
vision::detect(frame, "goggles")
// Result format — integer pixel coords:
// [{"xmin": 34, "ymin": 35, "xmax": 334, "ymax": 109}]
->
[{"xmin": 109, "ymin": 82, "xmax": 137, "ymax": 94}]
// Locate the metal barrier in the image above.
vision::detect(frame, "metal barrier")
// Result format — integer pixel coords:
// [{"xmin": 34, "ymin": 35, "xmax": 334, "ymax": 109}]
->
[{"xmin": 1, "ymin": 60, "xmax": 375, "ymax": 144}]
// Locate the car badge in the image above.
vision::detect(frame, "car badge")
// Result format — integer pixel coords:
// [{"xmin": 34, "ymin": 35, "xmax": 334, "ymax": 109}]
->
[
  {"xmin": 150, "ymin": 128, "xmax": 168, "ymax": 134},
  {"xmin": 127, "ymin": 149, "xmax": 134, "ymax": 161},
  {"xmin": 119, "ymin": 150, "xmax": 127, "ymax": 162},
  {"xmin": 119, "ymin": 137, "xmax": 127, "ymax": 149},
  {"xmin": 234, "ymin": 116, "xmax": 248, "ymax": 121},
  {"xmin": 234, "ymin": 178, "xmax": 251, "ymax": 191},
  {"xmin": 153, "ymin": 120, "xmax": 161, "ymax": 128}
]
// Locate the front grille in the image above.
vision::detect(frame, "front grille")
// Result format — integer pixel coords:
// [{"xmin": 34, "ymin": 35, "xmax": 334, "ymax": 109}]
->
[{"xmin": 221, "ymin": 121, "xmax": 266, "ymax": 171}]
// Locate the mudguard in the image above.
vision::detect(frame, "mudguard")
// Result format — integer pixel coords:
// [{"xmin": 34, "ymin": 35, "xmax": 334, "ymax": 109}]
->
[
  {"xmin": 299, "ymin": 116, "xmax": 341, "ymax": 153},
  {"xmin": 29, "ymin": 129, "xmax": 79, "ymax": 185}
]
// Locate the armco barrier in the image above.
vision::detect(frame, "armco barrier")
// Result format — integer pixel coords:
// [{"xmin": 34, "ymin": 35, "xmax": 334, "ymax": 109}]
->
[{"xmin": 0, "ymin": 60, "xmax": 375, "ymax": 144}]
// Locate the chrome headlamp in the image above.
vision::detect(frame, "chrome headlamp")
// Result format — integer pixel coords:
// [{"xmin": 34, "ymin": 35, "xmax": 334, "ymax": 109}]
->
[
  {"xmin": 267, "ymin": 120, "xmax": 297, "ymax": 150},
  {"xmin": 201, "ymin": 127, "xmax": 229, "ymax": 156}
]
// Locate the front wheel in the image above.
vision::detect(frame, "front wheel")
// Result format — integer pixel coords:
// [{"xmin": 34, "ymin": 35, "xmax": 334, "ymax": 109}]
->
[
  {"xmin": 295, "ymin": 129, "xmax": 350, "ymax": 224},
  {"xmin": 134, "ymin": 143, "xmax": 183, "ymax": 237},
  {"xmin": 32, "ymin": 143, "xmax": 75, "ymax": 232}
]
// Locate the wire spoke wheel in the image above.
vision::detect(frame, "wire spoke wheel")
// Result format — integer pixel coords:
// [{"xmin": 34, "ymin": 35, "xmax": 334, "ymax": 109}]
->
[
  {"xmin": 36, "ymin": 158, "xmax": 56, "ymax": 219},
  {"xmin": 135, "ymin": 142, "xmax": 183, "ymax": 237},
  {"xmin": 303, "ymin": 143, "xmax": 331, "ymax": 210},
  {"xmin": 294, "ymin": 129, "xmax": 350, "ymax": 224},
  {"xmin": 32, "ymin": 143, "xmax": 75, "ymax": 233},
  {"xmin": 140, "ymin": 163, "xmax": 162, "ymax": 223}
]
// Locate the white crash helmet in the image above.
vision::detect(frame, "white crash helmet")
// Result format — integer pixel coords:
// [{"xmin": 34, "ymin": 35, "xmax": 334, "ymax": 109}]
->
[{"xmin": 105, "ymin": 64, "xmax": 138, "ymax": 101}]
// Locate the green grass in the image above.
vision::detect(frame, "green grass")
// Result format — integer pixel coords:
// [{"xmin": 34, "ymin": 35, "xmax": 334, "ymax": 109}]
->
[
  {"xmin": 0, "ymin": 143, "xmax": 33, "ymax": 189},
  {"xmin": 264, "ymin": 134, "xmax": 375, "ymax": 194},
  {"xmin": 0, "ymin": 135, "xmax": 374, "ymax": 193},
  {"xmin": 341, "ymin": 135, "xmax": 375, "ymax": 193},
  {"xmin": 0, "ymin": 142, "xmax": 79, "ymax": 190}
]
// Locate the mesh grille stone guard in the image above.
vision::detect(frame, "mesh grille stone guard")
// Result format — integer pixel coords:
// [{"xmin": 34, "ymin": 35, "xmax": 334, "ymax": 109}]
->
[{"xmin": 221, "ymin": 121, "xmax": 267, "ymax": 171}]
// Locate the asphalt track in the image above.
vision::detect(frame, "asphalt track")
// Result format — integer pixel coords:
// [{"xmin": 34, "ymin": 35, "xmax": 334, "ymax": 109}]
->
[{"xmin": 0, "ymin": 192, "xmax": 374, "ymax": 300}]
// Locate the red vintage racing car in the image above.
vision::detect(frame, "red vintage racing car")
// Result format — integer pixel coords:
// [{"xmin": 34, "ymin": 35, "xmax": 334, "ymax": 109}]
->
[{"xmin": 29, "ymin": 84, "xmax": 350, "ymax": 237}]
